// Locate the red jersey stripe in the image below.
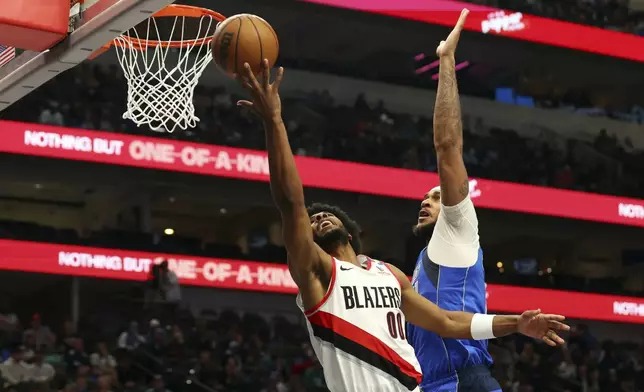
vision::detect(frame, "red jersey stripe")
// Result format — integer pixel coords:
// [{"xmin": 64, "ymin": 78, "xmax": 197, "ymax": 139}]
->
[{"xmin": 308, "ymin": 310, "xmax": 422, "ymax": 383}]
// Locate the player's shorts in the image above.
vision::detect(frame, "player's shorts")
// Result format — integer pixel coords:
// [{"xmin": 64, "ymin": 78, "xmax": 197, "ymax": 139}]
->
[{"xmin": 423, "ymin": 365, "xmax": 501, "ymax": 392}]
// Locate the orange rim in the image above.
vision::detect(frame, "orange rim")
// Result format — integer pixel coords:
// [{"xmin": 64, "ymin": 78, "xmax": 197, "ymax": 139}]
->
[{"xmin": 109, "ymin": 4, "xmax": 225, "ymax": 50}]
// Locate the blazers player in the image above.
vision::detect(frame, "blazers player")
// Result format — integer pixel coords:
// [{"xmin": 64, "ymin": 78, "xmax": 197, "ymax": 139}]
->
[{"xmin": 235, "ymin": 59, "xmax": 569, "ymax": 392}]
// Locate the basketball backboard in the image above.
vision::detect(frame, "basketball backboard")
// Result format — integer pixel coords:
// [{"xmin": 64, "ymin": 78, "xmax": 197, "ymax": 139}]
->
[{"xmin": 0, "ymin": 0, "xmax": 175, "ymax": 111}]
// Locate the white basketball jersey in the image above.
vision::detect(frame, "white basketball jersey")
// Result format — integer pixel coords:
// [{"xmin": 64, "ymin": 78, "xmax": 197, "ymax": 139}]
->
[{"xmin": 296, "ymin": 257, "xmax": 422, "ymax": 392}]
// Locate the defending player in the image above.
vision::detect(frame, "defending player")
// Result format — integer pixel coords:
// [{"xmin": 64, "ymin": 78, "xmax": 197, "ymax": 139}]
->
[
  {"xmin": 235, "ymin": 59, "xmax": 568, "ymax": 392},
  {"xmin": 408, "ymin": 9, "xmax": 536, "ymax": 392}
]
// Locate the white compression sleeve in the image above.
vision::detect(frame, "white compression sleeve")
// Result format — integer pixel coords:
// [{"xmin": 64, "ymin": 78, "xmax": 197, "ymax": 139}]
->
[{"xmin": 427, "ymin": 196, "xmax": 480, "ymax": 268}]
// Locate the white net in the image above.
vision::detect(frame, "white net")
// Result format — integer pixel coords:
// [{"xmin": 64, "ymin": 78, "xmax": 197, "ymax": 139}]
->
[{"xmin": 113, "ymin": 12, "xmax": 217, "ymax": 133}]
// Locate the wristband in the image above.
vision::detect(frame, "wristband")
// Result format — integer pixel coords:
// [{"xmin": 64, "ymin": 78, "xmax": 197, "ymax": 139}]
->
[{"xmin": 471, "ymin": 313, "xmax": 496, "ymax": 340}]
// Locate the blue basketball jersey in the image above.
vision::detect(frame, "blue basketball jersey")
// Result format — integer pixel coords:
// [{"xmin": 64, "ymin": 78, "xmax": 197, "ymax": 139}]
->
[{"xmin": 407, "ymin": 247, "xmax": 492, "ymax": 391}]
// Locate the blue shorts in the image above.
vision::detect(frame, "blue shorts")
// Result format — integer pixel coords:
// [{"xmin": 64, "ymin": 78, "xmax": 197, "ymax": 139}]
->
[{"xmin": 423, "ymin": 365, "xmax": 502, "ymax": 392}]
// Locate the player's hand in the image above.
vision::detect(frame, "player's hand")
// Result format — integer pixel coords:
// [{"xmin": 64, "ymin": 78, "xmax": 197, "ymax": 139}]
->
[
  {"xmin": 436, "ymin": 9, "xmax": 469, "ymax": 58},
  {"xmin": 235, "ymin": 59, "xmax": 284, "ymax": 122},
  {"xmin": 517, "ymin": 309, "xmax": 570, "ymax": 346}
]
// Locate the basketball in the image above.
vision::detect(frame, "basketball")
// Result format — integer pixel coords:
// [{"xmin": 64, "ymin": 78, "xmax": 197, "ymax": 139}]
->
[{"xmin": 211, "ymin": 14, "xmax": 279, "ymax": 77}]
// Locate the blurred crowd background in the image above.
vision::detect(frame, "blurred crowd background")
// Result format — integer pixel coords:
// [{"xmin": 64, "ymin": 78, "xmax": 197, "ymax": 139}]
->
[
  {"xmin": 1, "ymin": 301, "xmax": 642, "ymax": 392},
  {"xmin": 4, "ymin": 63, "xmax": 644, "ymax": 199},
  {"xmin": 1, "ymin": 0, "xmax": 644, "ymax": 391}
]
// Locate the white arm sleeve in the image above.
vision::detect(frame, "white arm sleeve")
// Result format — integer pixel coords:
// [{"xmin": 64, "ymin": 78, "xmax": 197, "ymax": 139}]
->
[{"xmin": 426, "ymin": 195, "xmax": 480, "ymax": 268}]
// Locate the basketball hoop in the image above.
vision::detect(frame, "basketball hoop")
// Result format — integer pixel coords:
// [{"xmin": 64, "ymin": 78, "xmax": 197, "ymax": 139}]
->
[{"xmin": 102, "ymin": 4, "xmax": 225, "ymax": 133}]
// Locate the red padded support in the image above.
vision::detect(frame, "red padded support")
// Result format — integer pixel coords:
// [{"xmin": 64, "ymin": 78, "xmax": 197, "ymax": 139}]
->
[{"xmin": 0, "ymin": 0, "xmax": 70, "ymax": 51}]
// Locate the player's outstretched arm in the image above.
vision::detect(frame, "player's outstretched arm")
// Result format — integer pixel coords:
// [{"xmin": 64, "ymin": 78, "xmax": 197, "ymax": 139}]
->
[
  {"xmin": 433, "ymin": 9, "xmax": 469, "ymax": 207},
  {"xmin": 388, "ymin": 263, "xmax": 570, "ymax": 345},
  {"xmin": 236, "ymin": 60, "xmax": 331, "ymax": 286}
]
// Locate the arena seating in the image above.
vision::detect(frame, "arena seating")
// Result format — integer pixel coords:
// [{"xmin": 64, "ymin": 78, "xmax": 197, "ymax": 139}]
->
[
  {"xmin": 0, "ymin": 265, "xmax": 642, "ymax": 392},
  {"xmin": 3, "ymin": 64, "xmax": 643, "ymax": 199},
  {"xmin": 0, "ymin": 301, "xmax": 324, "ymax": 392}
]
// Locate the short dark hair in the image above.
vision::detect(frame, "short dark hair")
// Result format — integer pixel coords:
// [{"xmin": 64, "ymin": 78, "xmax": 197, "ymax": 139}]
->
[{"xmin": 307, "ymin": 203, "xmax": 362, "ymax": 254}]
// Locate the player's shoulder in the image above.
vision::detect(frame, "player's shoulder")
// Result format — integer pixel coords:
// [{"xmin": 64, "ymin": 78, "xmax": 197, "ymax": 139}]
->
[{"xmin": 383, "ymin": 262, "xmax": 411, "ymax": 287}]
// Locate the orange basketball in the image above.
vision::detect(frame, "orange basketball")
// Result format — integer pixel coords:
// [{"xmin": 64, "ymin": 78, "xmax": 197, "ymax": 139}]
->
[{"xmin": 211, "ymin": 14, "xmax": 279, "ymax": 77}]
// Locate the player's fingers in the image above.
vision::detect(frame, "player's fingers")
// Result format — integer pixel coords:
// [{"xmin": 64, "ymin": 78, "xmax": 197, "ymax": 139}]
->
[
  {"xmin": 236, "ymin": 100, "xmax": 254, "ymax": 108},
  {"xmin": 236, "ymin": 100, "xmax": 261, "ymax": 117},
  {"xmin": 454, "ymin": 9, "xmax": 469, "ymax": 32},
  {"xmin": 543, "ymin": 314, "xmax": 566, "ymax": 321},
  {"xmin": 273, "ymin": 67, "xmax": 284, "ymax": 91},
  {"xmin": 547, "ymin": 320, "xmax": 570, "ymax": 331},
  {"xmin": 232, "ymin": 73, "xmax": 247, "ymax": 86},
  {"xmin": 233, "ymin": 73, "xmax": 255, "ymax": 92},
  {"xmin": 544, "ymin": 330, "xmax": 565, "ymax": 345},
  {"xmin": 522, "ymin": 309, "xmax": 541, "ymax": 319},
  {"xmin": 243, "ymin": 63, "xmax": 262, "ymax": 91},
  {"xmin": 542, "ymin": 335, "xmax": 557, "ymax": 347},
  {"xmin": 447, "ymin": 9, "xmax": 469, "ymax": 45},
  {"xmin": 261, "ymin": 59, "xmax": 270, "ymax": 91},
  {"xmin": 550, "ymin": 331, "xmax": 565, "ymax": 345}
]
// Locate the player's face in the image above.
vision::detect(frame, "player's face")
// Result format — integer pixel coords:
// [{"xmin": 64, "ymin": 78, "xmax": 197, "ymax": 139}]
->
[
  {"xmin": 413, "ymin": 189, "xmax": 441, "ymax": 237},
  {"xmin": 310, "ymin": 211, "xmax": 345, "ymax": 236},
  {"xmin": 310, "ymin": 211, "xmax": 350, "ymax": 252}
]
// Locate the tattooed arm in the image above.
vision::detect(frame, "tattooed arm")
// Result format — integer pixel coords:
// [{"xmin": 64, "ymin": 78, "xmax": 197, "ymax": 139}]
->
[
  {"xmin": 433, "ymin": 10, "xmax": 469, "ymax": 207},
  {"xmin": 428, "ymin": 52, "xmax": 479, "ymax": 268},
  {"xmin": 426, "ymin": 10, "xmax": 479, "ymax": 268}
]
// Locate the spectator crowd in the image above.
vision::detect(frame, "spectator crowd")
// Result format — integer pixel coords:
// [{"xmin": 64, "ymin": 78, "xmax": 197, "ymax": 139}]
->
[
  {"xmin": 0, "ymin": 302, "xmax": 324, "ymax": 392},
  {"xmin": 1, "ymin": 299, "xmax": 642, "ymax": 392},
  {"xmin": 2, "ymin": 64, "xmax": 643, "ymax": 199}
]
